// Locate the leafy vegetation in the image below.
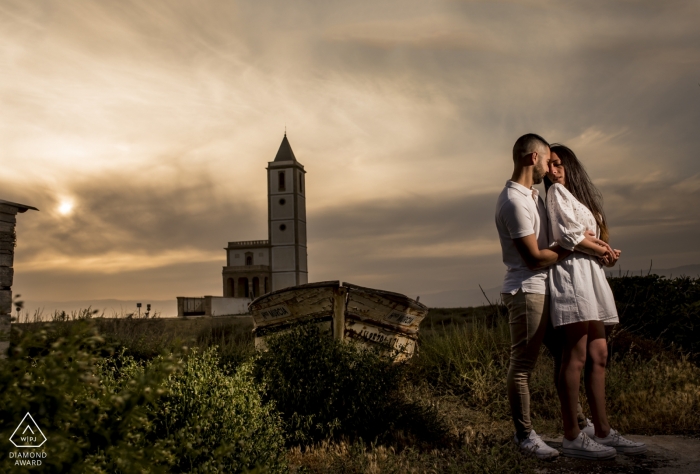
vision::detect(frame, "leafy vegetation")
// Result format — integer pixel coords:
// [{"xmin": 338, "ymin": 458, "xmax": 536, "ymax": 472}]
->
[
  {"xmin": 608, "ymin": 274, "xmax": 700, "ymax": 359},
  {"xmin": 2, "ymin": 275, "xmax": 699, "ymax": 472},
  {"xmin": 1, "ymin": 322, "xmax": 285, "ymax": 473}
]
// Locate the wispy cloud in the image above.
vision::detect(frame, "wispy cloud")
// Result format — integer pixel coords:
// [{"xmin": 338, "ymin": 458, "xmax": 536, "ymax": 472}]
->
[{"xmin": 2, "ymin": 0, "xmax": 700, "ymax": 304}]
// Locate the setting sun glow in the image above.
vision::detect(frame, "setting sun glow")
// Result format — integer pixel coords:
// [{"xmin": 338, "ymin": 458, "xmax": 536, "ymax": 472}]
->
[{"xmin": 58, "ymin": 200, "xmax": 74, "ymax": 216}]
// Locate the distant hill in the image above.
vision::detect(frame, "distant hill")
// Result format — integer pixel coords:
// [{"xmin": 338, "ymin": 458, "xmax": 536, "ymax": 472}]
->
[
  {"xmin": 422, "ymin": 264, "xmax": 700, "ymax": 309},
  {"xmin": 420, "ymin": 285, "xmax": 502, "ymax": 309},
  {"xmin": 650, "ymin": 264, "xmax": 700, "ymax": 278}
]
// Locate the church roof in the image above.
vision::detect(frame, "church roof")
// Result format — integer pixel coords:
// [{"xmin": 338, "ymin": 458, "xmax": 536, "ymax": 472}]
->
[{"xmin": 274, "ymin": 134, "xmax": 297, "ymax": 162}]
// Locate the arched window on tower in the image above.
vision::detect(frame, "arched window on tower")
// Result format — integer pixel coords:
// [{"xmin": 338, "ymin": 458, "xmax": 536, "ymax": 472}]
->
[
  {"xmin": 227, "ymin": 278, "xmax": 234, "ymax": 297},
  {"xmin": 245, "ymin": 251, "xmax": 253, "ymax": 266},
  {"xmin": 278, "ymin": 171, "xmax": 286, "ymax": 191},
  {"xmin": 299, "ymin": 173, "xmax": 303, "ymax": 193}
]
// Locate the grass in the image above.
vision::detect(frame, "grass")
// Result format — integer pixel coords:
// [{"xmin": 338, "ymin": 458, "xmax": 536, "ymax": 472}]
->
[{"xmin": 7, "ymin": 292, "xmax": 700, "ymax": 472}]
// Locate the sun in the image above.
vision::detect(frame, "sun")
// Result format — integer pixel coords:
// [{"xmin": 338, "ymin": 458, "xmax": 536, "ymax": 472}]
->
[{"xmin": 58, "ymin": 200, "xmax": 74, "ymax": 216}]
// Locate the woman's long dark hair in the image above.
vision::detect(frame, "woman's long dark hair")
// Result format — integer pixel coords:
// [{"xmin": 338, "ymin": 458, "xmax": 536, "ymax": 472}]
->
[{"xmin": 544, "ymin": 144, "xmax": 609, "ymax": 242}]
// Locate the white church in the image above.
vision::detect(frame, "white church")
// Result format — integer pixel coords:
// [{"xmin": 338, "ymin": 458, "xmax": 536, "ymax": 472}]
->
[
  {"xmin": 222, "ymin": 133, "xmax": 308, "ymax": 298},
  {"xmin": 178, "ymin": 133, "xmax": 309, "ymax": 317}
]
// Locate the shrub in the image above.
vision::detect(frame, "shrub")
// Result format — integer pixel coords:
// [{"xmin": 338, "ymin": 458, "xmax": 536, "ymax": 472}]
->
[
  {"xmin": 1, "ymin": 323, "xmax": 286, "ymax": 473},
  {"xmin": 147, "ymin": 348, "xmax": 287, "ymax": 473},
  {"xmin": 253, "ymin": 325, "xmax": 407, "ymax": 446},
  {"xmin": 608, "ymin": 275, "xmax": 700, "ymax": 358},
  {"xmin": 0, "ymin": 322, "xmax": 176, "ymax": 473}
]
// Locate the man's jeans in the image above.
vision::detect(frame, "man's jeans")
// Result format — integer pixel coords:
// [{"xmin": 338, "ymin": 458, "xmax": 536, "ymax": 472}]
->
[
  {"xmin": 503, "ymin": 290, "xmax": 586, "ymax": 440},
  {"xmin": 503, "ymin": 289, "xmax": 551, "ymax": 440}
]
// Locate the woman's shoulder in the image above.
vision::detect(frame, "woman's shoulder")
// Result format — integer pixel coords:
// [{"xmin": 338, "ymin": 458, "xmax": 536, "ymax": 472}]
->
[
  {"xmin": 547, "ymin": 183, "xmax": 573, "ymax": 201},
  {"xmin": 549, "ymin": 183, "xmax": 568, "ymax": 193}
]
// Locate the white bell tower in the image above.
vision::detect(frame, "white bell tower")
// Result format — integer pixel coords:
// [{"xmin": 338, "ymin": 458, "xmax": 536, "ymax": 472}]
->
[{"xmin": 267, "ymin": 133, "xmax": 308, "ymax": 290}]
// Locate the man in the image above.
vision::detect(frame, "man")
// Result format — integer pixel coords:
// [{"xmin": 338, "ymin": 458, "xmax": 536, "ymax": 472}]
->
[{"xmin": 495, "ymin": 133, "xmax": 571, "ymax": 459}]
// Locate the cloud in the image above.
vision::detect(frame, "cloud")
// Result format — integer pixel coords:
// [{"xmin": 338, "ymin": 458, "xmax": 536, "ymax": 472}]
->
[{"xmin": 3, "ymin": 0, "xmax": 700, "ymax": 305}]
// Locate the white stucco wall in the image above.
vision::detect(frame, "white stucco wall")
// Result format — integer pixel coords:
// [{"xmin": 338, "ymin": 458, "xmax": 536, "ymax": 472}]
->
[
  {"xmin": 229, "ymin": 247, "xmax": 269, "ymax": 266},
  {"xmin": 269, "ymin": 168, "xmax": 292, "ymax": 195},
  {"xmin": 272, "ymin": 272, "xmax": 297, "ymax": 291},
  {"xmin": 272, "ymin": 246, "xmax": 296, "ymax": 271},
  {"xmin": 271, "ymin": 221, "xmax": 295, "ymax": 245},
  {"xmin": 271, "ymin": 195, "xmax": 294, "ymax": 220},
  {"xmin": 298, "ymin": 246, "xmax": 308, "ymax": 272},
  {"xmin": 210, "ymin": 297, "xmax": 250, "ymax": 316},
  {"xmin": 298, "ymin": 221, "xmax": 306, "ymax": 245},
  {"xmin": 296, "ymin": 194, "xmax": 306, "ymax": 221}
]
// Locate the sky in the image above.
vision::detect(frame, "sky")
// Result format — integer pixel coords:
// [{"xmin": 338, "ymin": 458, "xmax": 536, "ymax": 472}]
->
[{"xmin": 2, "ymin": 0, "xmax": 699, "ymax": 312}]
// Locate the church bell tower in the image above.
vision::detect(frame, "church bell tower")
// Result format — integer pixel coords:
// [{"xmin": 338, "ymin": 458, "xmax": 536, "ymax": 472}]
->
[{"xmin": 267, "ymin": 134, "xmax": 308, "ymax": 290}]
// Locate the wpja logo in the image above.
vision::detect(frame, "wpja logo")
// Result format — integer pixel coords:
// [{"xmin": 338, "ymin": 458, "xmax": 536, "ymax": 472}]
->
[{"xmin": 8, "ymin": 413, "xmax": 48, "ymax": 467}]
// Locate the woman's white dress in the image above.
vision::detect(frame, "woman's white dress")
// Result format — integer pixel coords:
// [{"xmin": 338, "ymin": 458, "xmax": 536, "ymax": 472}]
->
[{"xmin": 547, "ymin": 183, "xmax": 619, "ymax": 327}]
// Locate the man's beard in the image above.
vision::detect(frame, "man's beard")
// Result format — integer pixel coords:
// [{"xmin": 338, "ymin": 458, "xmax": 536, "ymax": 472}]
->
[{"xmin": 533, "ymin": 164, "xmax": 547, "ymax": 184}]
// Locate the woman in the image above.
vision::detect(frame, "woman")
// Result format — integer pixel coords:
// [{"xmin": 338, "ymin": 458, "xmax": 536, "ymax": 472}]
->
[{"xmin": 545, "ymin": 144, "xmax": 646, "ymax": 459}]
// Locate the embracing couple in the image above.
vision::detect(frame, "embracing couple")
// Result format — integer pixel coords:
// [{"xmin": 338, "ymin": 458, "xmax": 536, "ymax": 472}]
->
[{"xmin": 495, "ymin": 134, "xmax": 647, "ymax": 460}]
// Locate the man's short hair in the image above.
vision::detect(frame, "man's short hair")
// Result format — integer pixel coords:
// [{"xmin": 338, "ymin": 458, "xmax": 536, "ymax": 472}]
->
[{"xmin": 512, "ymin": 133, "xmax": 550, "ymax": 161}]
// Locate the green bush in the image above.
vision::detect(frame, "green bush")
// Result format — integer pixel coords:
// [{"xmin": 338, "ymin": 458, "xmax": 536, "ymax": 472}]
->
[
  {"xmin": 1, "ymin": 323, "xmax": 287, "ymax": 473},
  {"xmin": 608, "ymin": 275, "xmax": 700, "ymax": 358},
  {"xmin": 0, "ymin": 322, "xmax": 176, "ymax": 473},
  {"xmin": 253, "ymin": 325, "xmax": 409, "ymax": 446},
  {"xmin": 149, "ymin": 348, "xmax": 286, "ymax": 473}
]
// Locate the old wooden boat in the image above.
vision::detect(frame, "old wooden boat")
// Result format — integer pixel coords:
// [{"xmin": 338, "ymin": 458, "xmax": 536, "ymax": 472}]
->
[{"xmin": 249, "ymin": 281, "xmax": 428, "ymax": 361}]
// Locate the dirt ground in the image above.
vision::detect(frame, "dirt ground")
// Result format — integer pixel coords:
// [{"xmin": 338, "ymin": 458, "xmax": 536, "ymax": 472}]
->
[{"xmin": 537, "ymin": 435, "xmax": 700, "ymax": 474}]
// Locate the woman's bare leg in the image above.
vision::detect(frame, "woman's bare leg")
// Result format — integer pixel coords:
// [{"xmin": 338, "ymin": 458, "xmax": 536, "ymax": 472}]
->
[
  {"xmin": 584, "ymin": 321, "xmax": 611, "ymax": 438},
  {"xmin": 558, "ymin": 321, "xmax": 589, "ymax": 441}
]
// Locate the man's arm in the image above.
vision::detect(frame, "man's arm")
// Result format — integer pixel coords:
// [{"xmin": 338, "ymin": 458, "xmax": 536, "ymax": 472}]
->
[{"xmin": 512, "ymin": 233, "xmax": 572, "ymax": 271}]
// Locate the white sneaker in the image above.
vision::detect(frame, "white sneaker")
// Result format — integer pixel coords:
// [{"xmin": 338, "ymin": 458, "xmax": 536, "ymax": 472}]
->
[
  {"xmin": 593, "ymin": 428, "xmax": 648, "ymax": 455},
  {"xmin": 514, "ymin": 429, "xmax": 560, "ymax": 460},
  {"xmin": 581, "ymin": 418, "xmax": 595, "ymax": 438},
  {"xmin": 562, "ymin": 431, "xmax": 617, "ymax": 460}
]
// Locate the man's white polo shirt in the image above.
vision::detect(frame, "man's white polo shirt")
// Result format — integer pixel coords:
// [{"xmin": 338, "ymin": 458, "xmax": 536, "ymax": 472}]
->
[{"xmin": 495, "ymin": 180, "xmax": 549, "ymax": 295}]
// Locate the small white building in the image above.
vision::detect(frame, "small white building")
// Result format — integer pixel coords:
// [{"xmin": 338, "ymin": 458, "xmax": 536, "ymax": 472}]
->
[{"xmin": 222, "ymin": 133, "xmax": 308, "ymax": 298}]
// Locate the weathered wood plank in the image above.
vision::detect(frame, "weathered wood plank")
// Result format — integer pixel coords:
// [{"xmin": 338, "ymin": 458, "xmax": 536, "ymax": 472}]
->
[
  {"xmin": 0, "ymin": 213, "xmax": 16, "ymax": 224},
  {"xmin": 0, "ymin": 253, "xmax": 13, "ymax": 267},
  {"xmin": 0, "ymin": 242, "xmax": 13, "ymax": 253},
  {"xmin": 0, "ymin": 313, "xmax": 9, "ymax": 359},
  {"xmin": 0, "ymin": 231, "xmax": 15, "ymax": 241},
  {"xmin": 251, "ymin": 282, "xmax": 425, "ymax": 362},
  {"xmin": 0, "ymin": 290, "xmax": 11, "ymax": 314},
  {"xmin": 0, "ymin": 314, "xmax": 10, "ymax": 336},
  {"xmin": 0, "ymin": 222, "xmax": 15, "ymax": 233},
  {"xmin": 344, "ymin": 320, "xmax": 417, "ymax": 362},
  {"xmin": 0, "ymin": 205, "xmax": 19, "ymax": 216},
  {"xmin": 333, "ymin": 287, "xmax": 347, "ymax": 341},
  {"xmin": 250, "ymin": 282, "xmax": 338, "ymax": 327},
  {"xmin": 0, "ymin": 267, "xmax": 13, "ymax": 287},
  {"xmin": 345, "ymin": 286, "xmax": 427, "ymax": 334}
]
